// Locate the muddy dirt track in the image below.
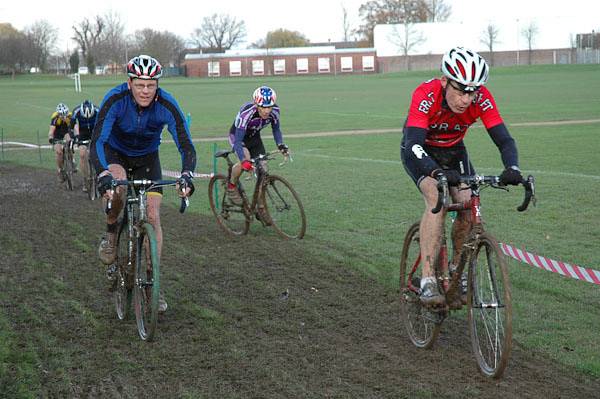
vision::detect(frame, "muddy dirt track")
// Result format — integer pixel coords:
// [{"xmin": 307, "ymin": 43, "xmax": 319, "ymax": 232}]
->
[{"xmin": 1, "ymin": 163, "xmax": 598, "ymax": 398}]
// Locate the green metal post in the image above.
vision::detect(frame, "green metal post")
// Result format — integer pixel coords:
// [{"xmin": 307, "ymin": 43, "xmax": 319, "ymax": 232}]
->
[
  {"xmin": 213, "ymin": 142, "xmax": 218, "ymax": 209},
  {"xmin": 1, "ymin": 127, "xmax": 4, "ymax": 161}
]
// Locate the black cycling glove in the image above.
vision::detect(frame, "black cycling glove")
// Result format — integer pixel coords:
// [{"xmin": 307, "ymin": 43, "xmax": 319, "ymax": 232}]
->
[
  {"xmin": 499, "ymin": 166, "xmax": 523, "ymax": 186},
  {"xmin": 178, "ymin": 172, "xmax": 195, "ymax": 197},
  {"xmin": 431, "ymin": 168, "xmax": 461, "ymax": 186},
  {"xmin": 278, "ymin": 143, "xmax": 289, "ymax": 154},
  {"xmin": 98, "ymin": 173, "xmax": 114, "ymax": 196}
]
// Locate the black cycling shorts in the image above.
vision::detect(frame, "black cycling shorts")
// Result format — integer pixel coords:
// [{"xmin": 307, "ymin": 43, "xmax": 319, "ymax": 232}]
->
[
  {"xmin": 401, "ymin": 139, "xmax": 475, "ymax": 187},
  {"xmin": 242, "ymin": 131, "xmax": 266, "ymax": 159},
  {"xmin": 104, "ymin": 146, "xmax": 163, "ymax": 194}
]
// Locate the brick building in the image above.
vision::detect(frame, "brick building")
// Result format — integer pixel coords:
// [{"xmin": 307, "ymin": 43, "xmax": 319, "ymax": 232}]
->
[{"xmin": 184, "ymin": 46, "xmax": 377, "ymax": 78}]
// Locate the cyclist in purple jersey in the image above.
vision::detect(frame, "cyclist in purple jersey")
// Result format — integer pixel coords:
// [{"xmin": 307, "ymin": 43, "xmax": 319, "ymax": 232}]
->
[{"xmin": 226, "ymin": 86, "xmax": 289, "ymax": 204}]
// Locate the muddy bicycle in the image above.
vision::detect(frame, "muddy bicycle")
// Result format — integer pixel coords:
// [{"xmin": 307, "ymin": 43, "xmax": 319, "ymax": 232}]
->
[
  {"xmin": 53, "ymin": 138, "xmax": 76, "ymax": 191},
  {"xmin": 399, "ymin": 173, "xmax": 535, "ymax": 378},
  {"xmin": 208, "ymin": 149, "xmax": 306, "ymax": 239},
  {"xmin": 78, "ymin": 139, "xmax": 99, "ymax": 200},
  {"xmin": 109, "ymin": 176, "xmax": 189, "ymax": 341}
]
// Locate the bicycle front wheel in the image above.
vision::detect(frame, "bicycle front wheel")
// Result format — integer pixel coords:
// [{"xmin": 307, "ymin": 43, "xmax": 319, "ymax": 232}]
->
[
  {"xmin": 114, "ymin": 221, "xmax": 133, "ymax": 320},
  {"xmin": 208, "ymin": 174, "xmax": 250, "ymax": 236},
  {"xmin": 134, "ymin": 222, "xmax": 160, "ymax": 341},
  {"xmin": 87, "ymin": 159, "xmax": 99, "ymax": 200},
  {"xmin": 261, "ymin": 175, "xmax": 306, "ymax": 239},
  {"xmin": 399, "ymin": 222, "xmax": 441, "ymax": 348},
  {"xmin": 467, "ymin": 232, "xmax": 512, "ymax": 378},
  {"xmin": 63, "ymin": 149, "xmax": 74, "ymax": 191}
]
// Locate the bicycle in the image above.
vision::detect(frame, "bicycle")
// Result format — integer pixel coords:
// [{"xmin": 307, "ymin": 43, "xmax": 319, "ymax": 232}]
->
[
  {"xmin": 78, "ymin": 139, "xmax": 99, "ymax": 200},
  {"xmin": 53, "ymin": 138, "xmax": 76, "ymax": 191},
  {"xmin": 109, "ymin": 175, "xmax": 189, "ymax": 341},
  {"xmin": 208, "ymin": 149, "xmax": 306, "ymax": 239},
  {"xmin": 399, "ymin": 173, "xmax": 535, "ymax": 378}
]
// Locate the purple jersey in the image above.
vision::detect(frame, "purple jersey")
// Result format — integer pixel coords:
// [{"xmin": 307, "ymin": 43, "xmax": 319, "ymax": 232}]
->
[{"xmin": 229, "ymin": 102, "xmax": 283, "ymax": 160}]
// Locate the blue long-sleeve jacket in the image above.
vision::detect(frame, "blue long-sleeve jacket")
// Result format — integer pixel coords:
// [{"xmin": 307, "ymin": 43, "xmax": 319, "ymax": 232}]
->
[{"xmin": 90, "ymin": 82, "xmax": 196, "ymax": 173}]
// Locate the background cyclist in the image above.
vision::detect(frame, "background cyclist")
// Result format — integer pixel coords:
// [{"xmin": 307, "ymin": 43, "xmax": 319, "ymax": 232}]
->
[
  {"xmin": 226, "ymin": 86, "xmax": 289, "ymax": 205},
  {"xmin": 71, "ymin": 99, "xmax": 98, "ymax": 191},
  {"xmin": 90, "ymin": 54, "xmax": 196, "ymax": 313},
  {"xmin": 400, "ymin": 47, "xmax": 524, "ymax": 306},
  {"xmin": 48, "ymin": 103, "xmax": 73, "ymax": 182}
]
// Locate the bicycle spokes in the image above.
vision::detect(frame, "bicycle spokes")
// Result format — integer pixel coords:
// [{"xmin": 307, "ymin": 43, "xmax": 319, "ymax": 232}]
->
[{"xmin": 468, "ymin": 233, "xmax": 512, "ymax": 378}]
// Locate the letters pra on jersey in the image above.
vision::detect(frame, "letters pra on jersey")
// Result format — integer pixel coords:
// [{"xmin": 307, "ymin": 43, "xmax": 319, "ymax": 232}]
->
[{"xmin": 405, "ymin": 78, "xmax": 504, "ymax": 148}]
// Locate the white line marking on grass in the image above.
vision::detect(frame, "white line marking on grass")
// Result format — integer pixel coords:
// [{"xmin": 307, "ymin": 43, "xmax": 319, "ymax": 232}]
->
[
  {"xmin": 15, "ymin": 101, "xmax": 54, "ymax": 112},
  {"xmin": 297, "ymin": 152, "xmax": 600, "ymax": 180}
]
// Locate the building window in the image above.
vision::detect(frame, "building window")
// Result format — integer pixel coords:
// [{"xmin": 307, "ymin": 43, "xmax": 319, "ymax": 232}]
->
[
  {"xmin": 208, "ymin": 61, "xmax": 220, "ymax": 77},
  {"xmin": 362, "ymin": 55, "xmax": 375, "ymax": 71},
  {"xmin": 229, "ymin": 60, "xmax": 241, "ymax": 76},
  {"xmin": 252, "ymin": 60, "xmax": 264, "ymax": 75},
  {"xmin": 296, "ymin": 58, "xmax": 308, "ymax": 74},
  {"xmin": 318, "ymin": 57, "xmax": 330, "ymax": 73},
  {"xmin": 340, "ymin": 56, "xmax": 353, "ymax": 72},
  {"xmin": 274, "ymin": 59, "xmax": 286, "ymax": 75}
]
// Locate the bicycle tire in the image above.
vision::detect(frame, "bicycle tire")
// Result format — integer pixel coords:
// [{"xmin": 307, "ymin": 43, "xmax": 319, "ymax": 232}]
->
[
  {"xmin": 399, "ymin": 222, "xmax": 441, "ymax": 348},
  {"xmin": 208, "ymin": 174, "xmax": 250, "ymax": 236},
  {"xmin": 87, "ymin": 159, "xmax": 99, "ymax": 200},
  {"xmin": 467, "ymin": 231, "xmax": 512, "ymax": 378},
  {"xmin": 63, "ymin": 149, "xmax": 73, "ymax": 191},
  {"xmin": 133, "ymin": 222, "xmax": 160, "ymax": 341},
  {"xmin": 260, "ymin": 175, "xmax": 306, "ymax": 239},
  {"xmin": 114, "ymin": 221, "xmax": 133, "ymax": 320}
]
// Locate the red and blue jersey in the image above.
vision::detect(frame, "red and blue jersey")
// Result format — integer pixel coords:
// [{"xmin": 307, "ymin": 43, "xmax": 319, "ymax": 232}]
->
[{"xmin": 405, "ymin": 78, "xmax": 504, "ymax": 147}]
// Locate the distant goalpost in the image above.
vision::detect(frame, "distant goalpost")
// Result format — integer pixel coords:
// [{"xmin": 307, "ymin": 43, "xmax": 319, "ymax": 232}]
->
[{"xmin": 69, "ymin": 73, "xmax": 82, "ymax": 92}]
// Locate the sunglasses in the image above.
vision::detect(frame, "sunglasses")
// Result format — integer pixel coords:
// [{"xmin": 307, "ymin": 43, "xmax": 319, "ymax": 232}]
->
[{"xmin": 448, "ymin": 80, "xmax": 480, "ymax": 94}]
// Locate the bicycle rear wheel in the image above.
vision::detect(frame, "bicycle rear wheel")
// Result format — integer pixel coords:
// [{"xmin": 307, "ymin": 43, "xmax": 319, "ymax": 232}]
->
[
  {"xmin": 261, "ymin": 175, "xmax": 306, "ymax": 239},
  {"xmin": 63, "ymin": 148, "xmax": 73, "ymax": 191},
  {"xmin": 133, "ymin": 222, "xmax": 160, "ymax": 341},
  {"xmin": 114, "ymin": 221, "xmax": 133, "ymax": 320},
  {"xmin": 399, "ymin": 222, "xmax": 441, "ymax": 348},
  {"xmin": 467, "ymin": 232, "xmax": 512, "ymax": 378},
  {"xmin": 208, "ymin": 174, "xmax": 250, "ymax": 236}
]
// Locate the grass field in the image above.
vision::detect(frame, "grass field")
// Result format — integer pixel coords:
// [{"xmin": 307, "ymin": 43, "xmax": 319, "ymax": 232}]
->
[{"xmin": 1, "ymin": 64, "xmax": 600, "ymax": 390}]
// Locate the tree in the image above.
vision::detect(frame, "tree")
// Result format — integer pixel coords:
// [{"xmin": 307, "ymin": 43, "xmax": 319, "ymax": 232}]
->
[
  {"xmin": 264, "ymin": 29, "xmax": 310, "ymax": 48},
  {"xmin": 356, "ymin": 0, "xmax": 451, "ymax": 45},
  {"xmin": 131, "ymin": 29, "xmax": 186, "ymax": 68},
  {"xmin": 418, "ymin": 0, "xmax": 451, "ymax": 22},
  {"xmin": 521, "ymin": 22, "xmax": 538, "ymax": 65},
  {"xmin": 24, "ymin": 20, "xmax": 57, "ymax": 72},
  {"xmin": 69, "ymin": 50, "xmax": 79, "ymax": 74},
  {"xmin": 481, "ymin": 24, "xmax": 500, "ymax": 66},
  {"xmin": 72, "ymin": 16, "xmax": 105, "ymax": 74},
  {"xmin": 0, "ymin": 23, "xmax": 32, "ymax": 76},
  {"xmin": 389, "ymin": 22, "xmax": 425, "ymax": 70},
  {"xmin": 95, "ymin": 11, "xmax": 127, "ymax": 70},
  {"xmin": 190, "ymin": 14, "xmax": 246, "ymax": 52},
  {"xmin": 342, "ymin": 4, "xmax": 351, "ymax": 41}
]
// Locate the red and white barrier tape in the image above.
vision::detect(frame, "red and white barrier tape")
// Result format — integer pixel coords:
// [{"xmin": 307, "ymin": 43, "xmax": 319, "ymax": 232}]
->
[
  {"xmin": 500, "ymin": 243, "xmax": 600, "ymax": 285},
  {"xmin": 162, "ymin": 170, "xmax": 213, "ymax": 179}
]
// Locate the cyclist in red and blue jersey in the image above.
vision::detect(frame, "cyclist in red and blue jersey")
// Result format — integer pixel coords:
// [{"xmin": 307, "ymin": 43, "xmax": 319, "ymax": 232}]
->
[
  {"xmin": 226, "ymin": 86, "xmax": 289, "ymax": 204},
  {"xmin": 90, "ymin": 54, "xmax": 196, "ymax": 313},
  {"xmin": 71, "ymin": 100, "xmax": 98, "ymax": 191},
  {"xmin": 400, "ymin": 47, "xmax": 524, "ymax": 306}
]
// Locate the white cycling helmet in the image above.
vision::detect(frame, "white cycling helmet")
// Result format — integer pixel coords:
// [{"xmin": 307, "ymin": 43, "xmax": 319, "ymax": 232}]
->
[
  {"xmin": 252, "ymin": 86, "xmax": 277, "ymax": 107},
  {"xmin": 56, "ymin": 103, "xmax": 69, "ymax": 117},
  {"xmin": 81, "ymin": 100, "xmax": 96, "ymax": 118},
  {"xmin": 127, "ymin": 54, "xmax": 163, "ymax": 80},
  {"xmin": 441, "ymin": 47, "xmax": 489, "ymax": 91}
]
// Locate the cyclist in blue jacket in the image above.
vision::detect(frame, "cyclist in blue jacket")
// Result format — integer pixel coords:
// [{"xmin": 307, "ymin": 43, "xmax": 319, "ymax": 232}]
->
[
  {"xmin": 71, "ymin": 100, "xmax": 98, "ymax": 191},
  {"xmin": 90, "ymin": 54, "xmax": 196, "ymax": 313}
]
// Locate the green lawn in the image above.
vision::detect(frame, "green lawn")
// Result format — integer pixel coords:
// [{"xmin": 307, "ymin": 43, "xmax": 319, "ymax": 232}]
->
[{"xmin": 1, "ymin": 64, "xmax": 600, "ymax": 377}]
